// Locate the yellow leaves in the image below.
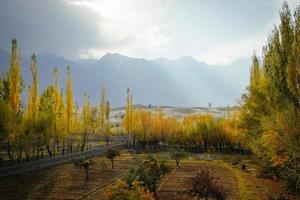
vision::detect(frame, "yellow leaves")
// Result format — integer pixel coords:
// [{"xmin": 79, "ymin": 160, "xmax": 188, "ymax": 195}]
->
[
  {"xmin": 26, "ymin": 54, "xmax": 40, "ymax": 124},
  {"xmin": 271, "ymin": 154, "xmax": 289, "ymax": 166},
  {"xmin": 123, "ymin": 88, "xmax": 133, "ymax": 135},
  {"xmin": 8, "ymin": 39, "xmax": 22, "ymax": 116},
  {"xmin": 65, "ymin": 66, "xmax": 74, "ymax": 135},
  {"xmin": 261, "ymin": 131, "xmax": 289, "ymax": 166},
  {"xmin": 103, "ymin": 179, "xmax": 154, "ymax": 200}
]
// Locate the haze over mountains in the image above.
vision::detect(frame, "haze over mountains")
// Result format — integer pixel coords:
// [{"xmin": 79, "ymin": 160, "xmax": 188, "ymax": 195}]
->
[{"xmin": 0, "ymin": 49, "xmax": 250, "ymax": 107}]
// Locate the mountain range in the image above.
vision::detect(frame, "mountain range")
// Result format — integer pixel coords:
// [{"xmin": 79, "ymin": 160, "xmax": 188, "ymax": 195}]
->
[{"xmin": 0, "ymin": 49, "xmax": 250, "ymax": 107}]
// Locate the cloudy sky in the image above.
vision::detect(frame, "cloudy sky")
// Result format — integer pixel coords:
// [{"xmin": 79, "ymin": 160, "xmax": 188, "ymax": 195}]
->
[{"xmin": 0, "ymin": 0, "xmax": 299, "ymax": 65}]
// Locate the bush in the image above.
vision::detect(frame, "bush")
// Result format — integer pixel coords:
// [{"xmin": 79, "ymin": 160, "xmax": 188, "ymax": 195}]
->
[
  {"xmin": 279, "ymin": 163, "xmax": 300, "ymax": 194},
  {"xmin": 190, "ymin": 165, "xmax": 227, "ymax": 200},
  {"xmin": 159, "ymin": 160, "xmax": 171, "ymax": 177},
  {"xmin": 103, "ymin": 179, "xmax": 154, "ymax": 200},
  {"xmin": 123, "ymin": 155, "xmax": 161, "ymax": 197},
  {"xmin": 105, "ymin": 148, "xmax": 120, "ymax": 170},
  {"xmin": 169, "ymin": 147, "xmax": 186, "ymax": 168}
]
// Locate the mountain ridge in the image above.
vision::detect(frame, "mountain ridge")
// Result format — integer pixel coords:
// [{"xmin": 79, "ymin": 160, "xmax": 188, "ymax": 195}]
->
[{"xmin": 0, "ymin": 49, "xmax": 250, "ymax": 107}]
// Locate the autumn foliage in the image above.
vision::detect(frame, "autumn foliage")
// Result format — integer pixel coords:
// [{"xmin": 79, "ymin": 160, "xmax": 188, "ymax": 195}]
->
[{"xmin": 239, "ymin": 2, "xmax": 300, "ymax": 194}]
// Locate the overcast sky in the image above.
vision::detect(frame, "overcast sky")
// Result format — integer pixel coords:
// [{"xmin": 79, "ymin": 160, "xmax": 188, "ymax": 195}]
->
[{"xmin": 0, "ymin": 0, "xmax": 299, "ymax": 65}]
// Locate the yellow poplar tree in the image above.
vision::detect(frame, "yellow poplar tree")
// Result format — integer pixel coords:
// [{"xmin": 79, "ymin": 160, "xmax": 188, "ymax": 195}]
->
[
  {"xmin": 104, "ymin": 101, "xmax": 111, "ymax": 143},
  {"xmin": 52, "ymin": 68, "xmax": 62, "ymax": 152},
  {"xmin": 98, "ymin": 84, "xmax": 107, "ymax": 138},
  {"xmin": 24, "ymin": 54, "xmax": 39, "ymax": 160},
  {"xmin": 7, "ymin": 39, "xmax": 23, "ymax": 160},
  {"xmin": 8, "ymin": 39, "xmax": 22, "ymax": 116},
  {"xmin": 81, "ymin": 94, "xmax": 91, "ymax": 151},
  {"xmin": 65, "ymin": 66, "xmax": 74, "ymax": 152},
  {"xmin": 123, "ymin": 88, "xmax": 133, "ymax": 145},
  {"xmin": 27, "ymin": 54, "xmax": 39, "ymax": 122}
]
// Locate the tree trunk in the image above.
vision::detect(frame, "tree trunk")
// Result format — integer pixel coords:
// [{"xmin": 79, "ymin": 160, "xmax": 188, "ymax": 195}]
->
[
  {"xmin": 153, "ymin": 182, "xmax": 157, "ymax": 198},
  {"xmin": 133, "ymin": 137, "xmax": 136, "ymax": 148},
  {"xmin": 85, "ymin": 166, "xmax": 89, "ymax": 181},
  {"xmin": 7, "ymin": 141, "xmax": 13, "ymax": 160},
  {"xmin": 56, "ymin": 137, "xmax": 59, "ymax": 152},
  {"xmin": 62, "ymin": 140, "xmax": 65, "ymax": 155},
  {"xmin": 41, "ymin": 149, "xmax": 44, "ymax": 159},
  {"xmin": 17, "ymin": 150, "xmax": 22, "ymax": 166},
  {"xmin": 46, "ymin": 146, "xmax": 52, "ymax": 158},
  {"xmin": 25, "ymin": 153, "xmax": 29, "ymax": 162},
  {"xmin": 204, "ymin": 140, "xmax": 208, "ymax": 152},
  {"xmin": 111, "ymin": 159, "xmax": 114, "ymax": 170}
]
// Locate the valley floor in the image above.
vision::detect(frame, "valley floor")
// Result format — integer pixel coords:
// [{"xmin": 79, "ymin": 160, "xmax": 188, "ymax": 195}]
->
[{"xmin": 0, "ymin": 151, "xmax": 296, "ymax": 200}]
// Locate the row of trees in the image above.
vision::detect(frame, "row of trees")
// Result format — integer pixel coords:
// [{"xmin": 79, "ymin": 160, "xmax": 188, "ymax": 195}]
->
[
  {"xmin": 0, "ymin": 39, "xmax": 242, "ymax": 166},
  {"xmin": 240, "ymin": 2, "xmax": 300, "ymax": 193},
  {"xmin": 122, "ymin": 90, "xmax": 243, "ymax": 153},
  {"xmin": 0, "ymin": 39, "xmax": 112, "ymax": 164}
]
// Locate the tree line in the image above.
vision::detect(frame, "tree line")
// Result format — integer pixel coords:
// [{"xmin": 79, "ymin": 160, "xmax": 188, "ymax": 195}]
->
[
  {"xmin": 122, "ymin": 89, "xmax": 243, "ymax": 153},
  {"xmin": 0, "ymin": 40, "xmax": 112, "ymax": 164},
  {"xmin": 0, "ymin": 38, "xmax": 242, "ymax": 166},
  {"xmin": 239, "ymin": 2, "xmax": 300, "ymax": 194}
]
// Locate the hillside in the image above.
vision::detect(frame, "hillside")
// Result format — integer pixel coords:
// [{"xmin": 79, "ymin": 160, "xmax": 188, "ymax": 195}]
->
[{"xmin": 0, "ymin": 50, "xmax": 250, "ymax": 106}]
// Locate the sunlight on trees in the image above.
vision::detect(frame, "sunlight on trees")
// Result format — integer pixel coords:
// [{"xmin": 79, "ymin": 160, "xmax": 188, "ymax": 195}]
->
[{"xmin": 239, "ymin": 2, "xmax": 300, "ymax": 193}]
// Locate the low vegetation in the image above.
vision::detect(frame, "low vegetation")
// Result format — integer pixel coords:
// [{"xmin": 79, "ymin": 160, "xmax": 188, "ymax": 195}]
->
[
  {"xmin": 190, "ymin": 165, "xmax": 227, "ymax": 200},
  {"xmin": 74, "ymin": 159, "xmax": 95, "ymax": 181},
  {"xmin": 105, "ymin": 148, "xmax": 120, "ymax": 170}
]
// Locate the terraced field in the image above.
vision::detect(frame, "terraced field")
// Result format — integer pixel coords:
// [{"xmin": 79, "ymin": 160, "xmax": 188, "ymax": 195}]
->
[
  {"xmin": 0, "ymin": 151, "xmax": 296, "ymax": 200},
  {"xmin": 155, "ymin": 154, "xmax": 295, "ymax": 200},
  {"xmin": 157, "ymin": 162, "xmax": 240, "ymax": 200},
  {"xmin": 0, "ymin": 152, "xmax": 135, "ymax": 200}
]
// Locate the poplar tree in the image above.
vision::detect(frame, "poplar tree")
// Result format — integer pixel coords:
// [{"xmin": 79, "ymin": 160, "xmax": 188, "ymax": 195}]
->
[
  {"xmin": 24, "ymin": 54, "xmax": 39, "ymax": 161},
  {"xmin": 123, "ymin": 88, "xmax": 133, "ymax": 146},
  {"xmin": 7, "ymin": 39, "xmax": 23, "ymax": 160},
  {"xmin": 27, "ymin": 54, "xmax": 39, "ymax": 123},
  {"xmin": 8, "ymin": 39, "xmax": 22, "ymax": 116},
  {"xmin": 240, "ymin": 2, "xmax": 300, "ymax": 193},
  {"xmin": 104, "ymin": 101, "xmax": 110, "ymax": 144},
  {"xmin": 99, "ymin": 84, "xmax": 107, "ymax": 135},
  {"xmin": 286, "ymin": 6, "xmax": 300, "ymax": 105},
  {"xmin": 81, "ymin": 94, "xmax": 90, "ymax": 151},
  {"xmin": 52, "ymin": 68, "xmax": 61, "ymax": 153},
  {"xmin": 65, "ymin": 66, "xmax": 74, "ymax": 153}
]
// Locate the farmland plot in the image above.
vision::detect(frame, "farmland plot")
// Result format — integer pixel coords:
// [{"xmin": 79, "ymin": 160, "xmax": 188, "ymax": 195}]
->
[
  {"xmin": 0, "ymin": 152, "xmax": 135, "ymax": 200},
  {"xmin": 157, "ymin": 162, "xmax": 240, "ymax": 200}
]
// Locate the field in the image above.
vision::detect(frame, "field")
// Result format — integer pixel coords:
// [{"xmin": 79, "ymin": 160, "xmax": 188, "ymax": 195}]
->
[
  {"xmin": 155, "ymin": 154, "xmax": 294, "ymax": 200},
  {"xmin": 0, "ymin": 151, "xmax": 135, "ymax": 200},
  {"xmin": 0, "ymin": 150, "xmax": 296, "ymax": 200}
]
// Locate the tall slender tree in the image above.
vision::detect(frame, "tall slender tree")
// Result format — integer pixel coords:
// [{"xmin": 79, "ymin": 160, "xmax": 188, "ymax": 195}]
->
[
  {"xmin": 123, "ymin": 88, "xmax": 134, "ymax": 146},
  {"xmin": 52, "ymin": 68, "xmax": 61, "ymax": 153},
  {"xmin": 27, "ymin": 54, "xmax": 39, "ymax": 122},
  {"xmin": 99, "ymin": 84, "xmax": 107, "ymax": 135},
  {"xmin": 8, "ymin": 39, "xmax": 22, "ymax": 116},
  {"xmin": 104, "ymin": 101, "xmax": 111, "ymax": 144},
  {"xmin": 81, "ymin": 94, "xmax": 92, "ymax": 151},
  {"xmin": 65, "ymin": 66, "xmax": 74, "ymax": 153},
  {"xmin": 7, "ymin": 39, "xmax": 23, "ymax": 160},
  {"xmin": 24, "ymin": 54, "xmax": 40, "ymax": 161}
]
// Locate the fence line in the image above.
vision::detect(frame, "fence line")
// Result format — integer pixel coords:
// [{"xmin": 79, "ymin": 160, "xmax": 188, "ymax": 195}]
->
[{"xmin": 0, "ymin": 142, "xmax": 126, "ymax": 177}]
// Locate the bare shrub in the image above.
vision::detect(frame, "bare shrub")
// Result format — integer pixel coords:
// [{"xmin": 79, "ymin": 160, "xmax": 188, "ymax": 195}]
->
[{"xmin": 190, "ymin": 165, "xmax": 227, "ymax": 200}]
